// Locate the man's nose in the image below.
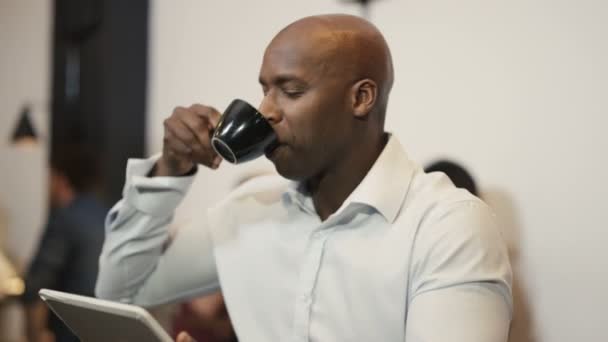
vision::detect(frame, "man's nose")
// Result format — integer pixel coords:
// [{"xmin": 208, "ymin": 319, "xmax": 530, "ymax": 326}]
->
[{"xmin": 258, "ymin": 95, "xmax": 282, "ymax": 125}]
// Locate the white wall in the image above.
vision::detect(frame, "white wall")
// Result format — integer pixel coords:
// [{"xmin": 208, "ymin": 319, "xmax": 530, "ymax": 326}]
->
[
  {"xmin": 0, "ymin": 0, "xmax": 51, "ymax": 145},
  {"xmin": 0, "ymin": 1, "xmax": 51, "ymax": 340},
  {"xmin": 147, "ymin": 1, "xmax": 608, "ymax": 341},
  {"xmin": 0, "ymin": 0, "xmax": 50, "ymax": 268}
]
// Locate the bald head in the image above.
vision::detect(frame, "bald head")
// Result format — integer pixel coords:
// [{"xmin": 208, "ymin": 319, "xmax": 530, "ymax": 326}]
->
[
  {"xmin": 266, "ymin": 14, "xmax": 394, "ymax": 120},
  {"xmin": 257, "ymin": 15, "xmax": 394, "ymax": 180}
]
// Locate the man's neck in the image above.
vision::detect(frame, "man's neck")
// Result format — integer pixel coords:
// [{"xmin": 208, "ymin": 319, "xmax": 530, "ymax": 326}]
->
[{"xmin": 308, "ymin": 132, "xmax": 388, "ymax": 221}]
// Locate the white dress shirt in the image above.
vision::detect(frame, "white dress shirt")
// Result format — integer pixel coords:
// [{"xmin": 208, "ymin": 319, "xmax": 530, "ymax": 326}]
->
[{"xmin": 96, "ymin": 135, "xmax": 512, "ymax": 341}]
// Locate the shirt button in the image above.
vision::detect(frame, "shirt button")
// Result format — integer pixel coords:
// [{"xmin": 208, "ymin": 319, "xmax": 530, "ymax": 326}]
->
[{"xmin": 301, "ymin": 293, "xmax": 311, "ymax": 303}]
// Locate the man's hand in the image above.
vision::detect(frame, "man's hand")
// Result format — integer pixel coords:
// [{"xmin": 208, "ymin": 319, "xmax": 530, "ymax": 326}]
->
[
  {"xmin": 176, "ymin": 331, "xmax": 197, "ymax": 342},
  {"xmin": 154, "ymin": 104, "xmax": 223, "ymax": 177}
]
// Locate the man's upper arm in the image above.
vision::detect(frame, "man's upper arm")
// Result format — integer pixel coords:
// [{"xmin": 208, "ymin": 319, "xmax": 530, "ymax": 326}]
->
[{"xmin": 405, "ymin": 200, "xmax": 512, "ymax": 342}]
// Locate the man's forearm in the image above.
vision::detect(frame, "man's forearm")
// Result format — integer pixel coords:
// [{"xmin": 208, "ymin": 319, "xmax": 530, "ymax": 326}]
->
[
  {"xmin": 95, "ymin": 197, "xmax": 173, "ymax": 302},
  {"xmin": 95, "ymin": 156, "xmax": 194, "ymax": 303},
  {"xmin": 95, "ymin": 156, "xmax": 220, "ymax": 307},
  {"xmin": 96, "ymin": 194, "xmax": 220, "ymax": 307}
]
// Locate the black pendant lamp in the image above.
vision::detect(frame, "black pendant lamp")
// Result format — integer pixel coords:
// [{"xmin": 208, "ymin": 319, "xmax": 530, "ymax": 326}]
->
[
  {"xmin": 10, "ymin": 105, "xmax": 38, "ymax": 145},
  {"xmin": 340, "ymin": 0, "xmax": 382, "ymax": 20}
]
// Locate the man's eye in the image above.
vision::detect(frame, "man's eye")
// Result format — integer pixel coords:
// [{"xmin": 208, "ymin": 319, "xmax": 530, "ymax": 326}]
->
[{"xmin": 282, "ymin": 89, "xmax": 304, "ymax": 98}]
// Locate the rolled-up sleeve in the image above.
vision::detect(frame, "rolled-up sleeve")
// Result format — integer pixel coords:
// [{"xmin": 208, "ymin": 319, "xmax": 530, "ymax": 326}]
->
[
  {"xmin": 405, "ymin": 200, "xmax": 513, "ymax": 342},
  {"xmin": 95, "ymin": 156, "xmax": 220, "ymax": 307}
]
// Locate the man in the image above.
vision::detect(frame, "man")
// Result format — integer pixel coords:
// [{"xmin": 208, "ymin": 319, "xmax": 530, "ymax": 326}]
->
[
  {"xmin": 96, "ymin": 14, "xmax": 512, "ymax": 341},
  {"xmin": 22, "ymin": 146, "xmax": 107, "ymax": 342}
]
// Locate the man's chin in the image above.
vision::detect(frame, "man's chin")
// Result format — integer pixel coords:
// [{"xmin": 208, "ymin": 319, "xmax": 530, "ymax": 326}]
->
[
  {"xmin": 267, "ymin": 147, "xmax": 313, "ymax": 181},
  {"xmin": 273, "ymin": 164, "xmax": 296, "ymax": 180},
  {"xmin": 271, "ymin": 160, "xmax": 307, "ymax": 181}
]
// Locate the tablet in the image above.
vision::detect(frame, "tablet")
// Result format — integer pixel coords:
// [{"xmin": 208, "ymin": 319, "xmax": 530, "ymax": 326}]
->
[{"xmin": 39, "ymin": 289, "xmax": 173, "ymax": 342}]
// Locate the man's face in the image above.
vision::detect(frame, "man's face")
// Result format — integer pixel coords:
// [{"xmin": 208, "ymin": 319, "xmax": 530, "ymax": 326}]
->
[{"xmin": 258, "ymin": 33, "xmax": 353, "ymax": 181}]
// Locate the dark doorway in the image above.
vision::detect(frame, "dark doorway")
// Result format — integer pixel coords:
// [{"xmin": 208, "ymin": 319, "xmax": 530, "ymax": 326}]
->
[{"xmin": 52, "ymin": 0, "xmax": 148, "ymax": 205}]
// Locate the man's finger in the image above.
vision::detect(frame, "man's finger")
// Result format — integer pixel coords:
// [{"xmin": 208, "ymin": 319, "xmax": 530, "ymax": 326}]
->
[
  {"xmin": 177, "ymin": 110, "xmax": 212, "ymax": 150},
  {"xmin": 189, "ymin": 104, "xmax": 221, "ymax": 129},
  {"xmin": 168, "ymin": 113, "xmax": 198, "ymax": 147},
  {"xmin": 208, "ymin": 110, "xmax": 221, "ymax": 129},
  {"xmin": 164, "ymin": 124, "xmax": 193, "ymax": 155}
]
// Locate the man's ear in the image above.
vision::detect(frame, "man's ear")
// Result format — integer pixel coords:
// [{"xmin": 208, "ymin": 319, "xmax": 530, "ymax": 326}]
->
[{"xmin": 350, "ymin": 78, "xmax": 377, "ymax": 119}]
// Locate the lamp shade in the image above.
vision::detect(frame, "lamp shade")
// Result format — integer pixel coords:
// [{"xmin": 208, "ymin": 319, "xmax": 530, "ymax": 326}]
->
[{"xmin": 10, "ymin": 105, "xmax": 37, "ymax": 144}]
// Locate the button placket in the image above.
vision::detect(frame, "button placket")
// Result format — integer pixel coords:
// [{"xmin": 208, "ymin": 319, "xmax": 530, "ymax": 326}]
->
[{"xmin": 292, "ymin": 228, "xmax": 330, "ymax": 341}]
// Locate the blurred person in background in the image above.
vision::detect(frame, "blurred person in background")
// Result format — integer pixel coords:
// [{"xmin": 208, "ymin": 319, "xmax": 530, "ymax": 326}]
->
[
  {"xmin": 21, "ymin": 145, "xmax": 107, "ymax": 342},
  {"xmin": 96, "ymin": 14, "xmax": 512, "ymax": 342},
  {"xmin": 424, "ymin": 159, "xmax": 479, "ymax": 196}
]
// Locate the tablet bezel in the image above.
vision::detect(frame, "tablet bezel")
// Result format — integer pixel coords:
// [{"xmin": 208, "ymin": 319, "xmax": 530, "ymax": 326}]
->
[{"xmin": 39, "ymin": 288, "xmax": 173, "ymax": 342}]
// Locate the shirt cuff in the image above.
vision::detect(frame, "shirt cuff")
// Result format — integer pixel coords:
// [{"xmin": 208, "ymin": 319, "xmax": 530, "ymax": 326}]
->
[{"xmin": 122, "ymin": 154, "xmax": 197, "ymax": 217}]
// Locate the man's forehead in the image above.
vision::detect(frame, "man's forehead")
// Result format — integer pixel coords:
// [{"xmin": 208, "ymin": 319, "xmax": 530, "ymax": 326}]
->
[
  {"xmin": 264, "ymin": 26, "xmax": 336, "ymax": 67},
  {"xmin": 266, "ymin": 27, "xmax": 335, "ymax": 59},
  {"xmin": 260, "ymin": 29, "xmax": 336, "ymax": 80}
]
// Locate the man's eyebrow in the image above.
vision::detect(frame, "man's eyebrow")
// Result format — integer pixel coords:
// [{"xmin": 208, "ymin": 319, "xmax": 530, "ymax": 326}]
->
[{"xmin": 258, "ymin": 75, "xmax": 304, "ymax": 86}]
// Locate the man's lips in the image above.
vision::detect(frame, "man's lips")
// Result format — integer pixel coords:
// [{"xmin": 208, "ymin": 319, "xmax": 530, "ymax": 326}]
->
[{"xmin": 264, "ymin": 140, "xmax": 285, "ymax": 158}]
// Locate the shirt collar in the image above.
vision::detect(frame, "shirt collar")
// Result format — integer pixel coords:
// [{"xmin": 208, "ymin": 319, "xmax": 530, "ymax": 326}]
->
[
  {"xmin": 283, "ymin": 179, "xmax": 316, "ymax": 216},
  {"xmin": 283, "ymin": 134, "xmax": 415, "ymax": 223}
]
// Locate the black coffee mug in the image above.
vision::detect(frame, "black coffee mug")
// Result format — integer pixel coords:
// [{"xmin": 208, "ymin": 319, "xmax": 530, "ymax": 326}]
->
[{"xmin": 211, "ymin": 99, "xmax": 277, "ymax": 164}]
